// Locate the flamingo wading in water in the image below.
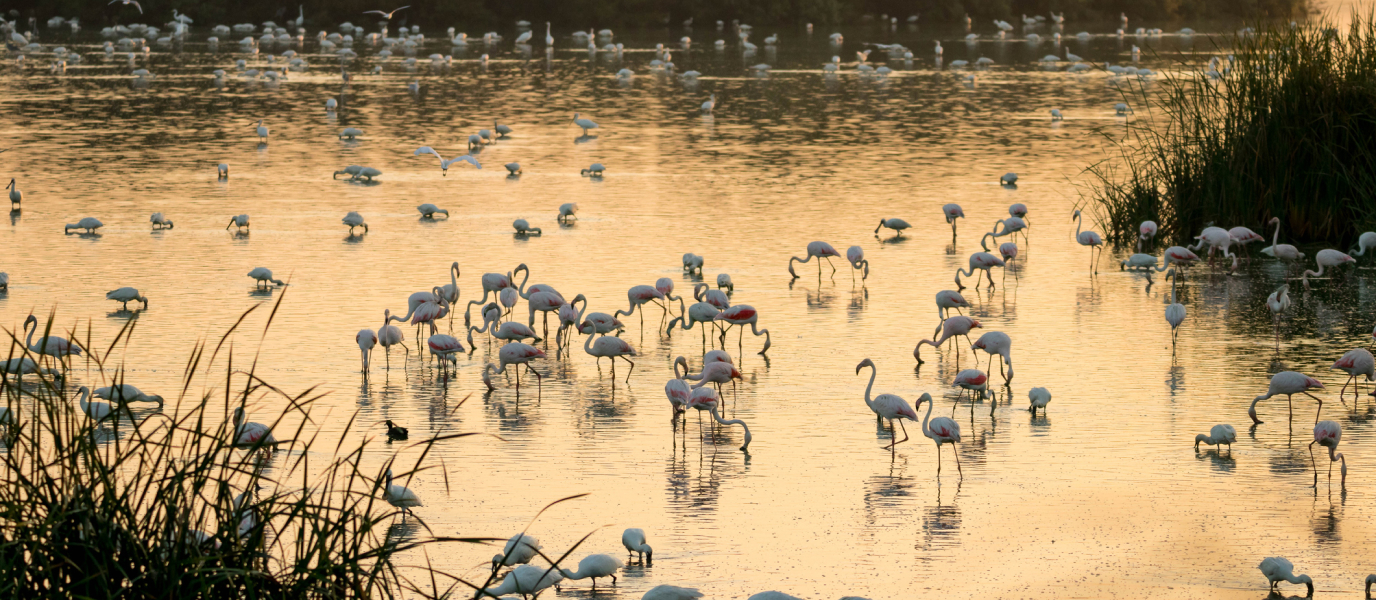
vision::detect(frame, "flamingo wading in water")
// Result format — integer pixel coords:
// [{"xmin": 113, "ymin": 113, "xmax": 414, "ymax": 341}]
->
[
  {"xmin": 1310, "ymin": 420, "xmax": 1347, "ymax": 487},
  {"xmin": 1249, "ymin": 371, "xmax": 1325, "ymax": 425},
  {"xmin": 915, "ymin": 316, "xmax": 980, "ymax": 363},
  {"xmin": 855, "ymin": 358, "xmax": 921, "ymax": 453},
  {"xmin": 788, "ymin": 241, "xmax": 842, "ymax": 279},
  {"xmin": 1072, "ymin": 209, "xmax": 1104, "ymax": 273},
  {"xmin": 915, "ymin": 394, "xmax": 962, "ymax": 477}
]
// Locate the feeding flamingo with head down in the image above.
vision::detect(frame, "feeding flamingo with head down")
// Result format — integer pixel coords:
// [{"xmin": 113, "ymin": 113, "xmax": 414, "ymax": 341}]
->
[
  {"xmin": 1249, "ymin": 371, "xmax": 1325, "ymax": 425},
  {"xmin": 915, "ymin": 316, "xmax": 981, "ymax": 363},
  {"xmin": 713, "ymin": 304, "xmax": 771, "ymax": 355},
  {"xmin": 788, "ymin": 241, "xmax": 842, "ymax": 279},
  {"xmin": 954, "ymin": 252, "xmax": 1004, "ymax": 290},
  {"xmin": 464, "ymin": 264, "xmax": 529, "ymax": 325},
  {"xmin": 935, "ymin": 290, "xmax": 968, "ymax": 323},
  {"xmin": 356, "ymin": 328, "xmax": 376, "ymax": 373},
  {"xmin": 1300, "ymin": 249, "xmax": 1355, "ymax": 290},
  {"xmin": 615, "ymin": 285, "xmax": 668, "ymax": 330},
  {"xmin": 585, "ymin": 332, "xmax": 636, "ymax": 381},
  {"xmin": 971, "ymin": 331, "xmax": 1013, "ymax": 383},
  {"xmin": 667, "ymin": 296, "xmax": 721, "ymax": 347},
  {"xmin": 675, "ymin": 356, "xmax": 743, "ymax": 396},
  {"xmin": 1310, "ymin": 420, "xmax": 1347, "ymax": 488},
  {"xmin": 694, "ymin": 283, "xmax": 730, "ymax": 310},
  {"xmin": 427, "ymin": 334, "xmax": 466, "ymax": 374},
  {"xmin": 846, "ymin": 246, "xmax": 869, "ymax": 281},
  {"xmin": 483, "ymin": 342, "xmax": 546, "ymax": 394},
  {"xmin": 1332, "ymin": 348, "xmax": 1374, "ymax": 400},
  {"xmin": 943, "ymin": 203, "xmax": 964, "ymax": 239},
  {"xmin": 685, "ymin": 387, "xmax": 752, "ymax": 451},
  {"xmin": 467, "ymin": 307, "xmax": 541, "ymax": 346}
]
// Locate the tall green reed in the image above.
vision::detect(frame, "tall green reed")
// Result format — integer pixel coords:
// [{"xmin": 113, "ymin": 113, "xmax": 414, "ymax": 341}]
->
[
  {"xmin": 1085, "ymin": 12, "xmax": 1376, "ymax": 248},
  {"xmin": 0, "ymin": 291, "xmax": 566, "ymax": 599}
]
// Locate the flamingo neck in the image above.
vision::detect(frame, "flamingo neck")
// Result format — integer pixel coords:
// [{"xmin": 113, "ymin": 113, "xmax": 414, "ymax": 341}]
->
[
  {"xmin": 862, "ymin": 364, "xmax": 876, "ymax": 411},
  {"xmin": 1074, "ymin": 212, "xmax": 1083, "ymax": 239},
  {"xmin": 1271, "ymin": 218, "xmax": 1281, "ymax": 248},
  {"xmin": 584, "ymin": 330, "xmax": 596, "ymax": 353},
  {"xmin": 920, "ymin": 398, "xmax": 934, "ymax": 438}
]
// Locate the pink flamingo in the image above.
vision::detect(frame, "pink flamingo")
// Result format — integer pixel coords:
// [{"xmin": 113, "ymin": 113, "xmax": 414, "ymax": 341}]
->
[
  {"xmin": 1072, "ymin": 209, "xmax": 1104, "ymax": 273},
  {"xmin": 231, "ymin": 407, "xmax": 277, "ymax": 448},
  {"xmin": 1332, "ymin": 348, "xmax": 1374, "ymax": 400},
  {"xmin": 846, "ymin": 246, "xmax": 869, "ymax": 281},
  {"xmin": 1008, "ymin": 203, "xmax": 1028, "ymax": 224},
  {"xmin": 666, "ymin": 297, "xmax": 721, "ymax": 347},
  {"xmin": 981, "ymin": 234, "xmax": 1019, "ymax": 280},
  {"xmin": 614, "ymin": 284, "xmax": 667, "ymax": 330},
  {"xmin": 1189, "ymin": 226, "xmax": 1238, "ymax": 269},
  {"xmin": 408, "ymin": 287, "xmax": 450, "ymax": 335},
  {"xmin": 703, "ymin": 349, "xmax": 733, "ymax": 364},
  {"xmin": 856, "ymin": 358, "xmax": 921, "ymax": 451},
  {"xmin": 989, "ymin": 216, "xmax": 1028, "ymax": 245},
  {"xmin": 528, "ymin": 292, "xmax": 584, "ymax": 339},
  {"xmin": 656, "ymin": 278, "xmax": 682, "ymax": 317},
  {"xmin": 953, "ymin": 369, "xmax": 988, "ymax": 404},
  {"xmin": 665, "ymin": 379, "xmax": 690, "ymax": 417},
  {"xmin": 585, "ymin": 332, "xmax": 636, "ymax": 382},
  {"xmin": 915, "ymin": 316, "xmax": 981, "ymax": 363},
  {"xmin": 685, "ymin": 387, "xmax": 753, "ymax": 451},
  {"xmin": 464, "ymin": 264, "xmax": 529, "ymax": 324},
  {"xmin": 1260, "ymin": 217, "xmax": 1306, "ymax": 267},
  {"xmin": 971, "ymin": 331, "xmax": 1013, "ymax": 383},
  {"xmin": 787, "ymin": 241, "xmax": 842, "ymax": 279},
  {"xmin": 694, "ymin": 283, "xmax": 730, "ymax": 310},
  {"xmin": 1310, "ymin": 420, "xmax": 1347, "ymax": 488},
  {"xmin": 1301, "ymin": 249, "xmax": 1356, "ymax": 290},
  {"xmin": 674, "ymin": 356, "xmax": 742, "ymax": 396},
  {"xmin": 378, "ymin": 310, "xmax": 407, "ymax": 369},
  {"xmin": 1139, "ymin": 220, "xmax": 1158, "ymax": 245},
  {"xmin": 483, "ymin": 342, "xmax": 547, "ymax": 393},
  {"xmin": 935, "ymin": 290, "xmax": 968, "ymax": 323},
  {"xmin": 713, "ymin": 305, "xmax": 771, "ymax": 355},
  {"xmin": 437, "ymin": 262, "xmax": 461, "ymax": 322},
  {"xmin": 427, "ymin": 334, "xmax": 466, "ymax": 374},
  {"xmin": 1229, "ymin": 226, "xmax": 1265, "ymax": 257},
  {"xmin": 578, "ymin": 312, "xmax": 625, "ymax": 336},
  {"xmin": 468, "ymin": 307, "xmax": 541, "ymax": 346},
  {"xmin": 356, "ymin": 328, "xmax": 377, "ymax": 373},
  {"xmin": 1249, "ymin": 371, "xmax": 1325, "ymax": 425},
  {"xmin": 555, "ymin": 298, "xmax": 587, "ymax": 355},
  {"xmin": 914, "ymin": 394, "xmax": 961, "ymax": 477},
  {"xmin": 943, "ymin": 203, "xmax": 964, "ymax": 239},
  {"xmin": 954, "ymin": 252, "xmax": 1005, "ymax": 290}
]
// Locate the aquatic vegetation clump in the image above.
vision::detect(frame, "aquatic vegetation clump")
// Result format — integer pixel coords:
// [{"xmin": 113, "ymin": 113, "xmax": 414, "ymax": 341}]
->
[{"xmin": 1088, "ymin": 14, "xmax": 1376, "ymax": 247}]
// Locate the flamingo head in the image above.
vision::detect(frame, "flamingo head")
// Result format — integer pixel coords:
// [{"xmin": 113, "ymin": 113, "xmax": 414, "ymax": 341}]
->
[
  {"xmin": 1306, "ymin": 377, "xmax": 1324, "ymax": 389},
  {"xmin": 970, "ymin": 319, "xmax": 982, "ymax": 329},
  {"xmin": 855, "ymin": 358, "xmax": 874, "ymax": 373}
]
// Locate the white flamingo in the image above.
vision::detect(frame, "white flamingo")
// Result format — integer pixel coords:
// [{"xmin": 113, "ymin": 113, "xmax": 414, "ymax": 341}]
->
[
  {"xmin": 1300, "ymin": 249, "xmax": 1355, "ymax": 290},
  {"xmin": 1249, "ymin": 371, "xmax": 1325, "ymax": 425},
  {"xmin": 1311, "ymin": 420, "xmax": 1347, "ymax": 487},
  {"xmin": 231, "ymin": 407, "xmax": 277, "ymax": 447},
  {"xmin": 1072, "ymin": 209, "xmax": 1104, "ymax": 273},
  {"xmin": 355, "ymin": 329, "xmax": 376, "ymax": 373},
  {"xmin": 483, "ymin": 342, "xmax": 546, "ymax": 393},
  {"xmin": 943, "ymin": 203, "xmax": 965, "ymax": 239},
  {"xmin": 1260, "ymin": 217, "xmax": 1305, "ymax": 266},
  {"xmin": 1266, "ymin": 285, "xmax": 1289, "ymax": 351},
  {"xmin": 585, "ymin": 333, "xmax": 635, "ymax": 381},
  {"xmin": 1164, "ymin": 270, "xmax": 1186, "ymax": 346},
  {"xmin": 915, "ymin": 394, "xmax": 962, "ymax": 477},
  {"xmin": 787, "ymin": 241, "xmax": 842, "ymax": 278},
  {"xmin": 378, "ymin": 310, "xmax": 407, "ymax": 369},
  {"xmin": 954, "ymin": 252, "xmax": 1005, "ymax": 290},
  {"xmin": 1194, "ymin": 424, "xmax": 1236, "ymax": 451},
  {"xmin": 915, "ymin": 316, "xmax": 980, "ymax": 363},
  {"xmin": 855, "ymin": 358, "xmax": 920, "ymax": 449}
]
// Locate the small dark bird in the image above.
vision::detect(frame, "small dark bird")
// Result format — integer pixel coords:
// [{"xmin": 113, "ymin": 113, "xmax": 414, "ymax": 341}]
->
[{"xmin": 385, "ymin": 420, "xmax": 408, "ymax": 440}]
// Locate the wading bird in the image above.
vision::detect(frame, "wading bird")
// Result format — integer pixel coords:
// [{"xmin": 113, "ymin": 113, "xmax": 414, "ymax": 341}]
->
[
  {"xmin": 915, "ymin": 316, "xmax": 980, "ymax": 363},
  {"xmin": 1266, "ymin": 285, "xmax": 1290, "ymax": 351},
  {"xmin": 915, "ymin": 393, "xmax": 961, "ymax": 477},
  {"xmin": 1332, "ymin": 348, "xmax": 1374, "ymax": 400},
  {"xmin": 483, "ymin": 342, "xmax": 546, "ymax": 393},
  {"xmin": 560, "ymin": 554, "xmax": 620, "ymax": 588},
  {"xmin": 714, "ymin": 305, "xmax": 771, "ymax": 355},
  {"xmin": 1260, "ymin": 217, "xmax": 1305, "ymax": 266},
  {"xmin": 356, "ymin": 329, "xmax": 376, "ymax": 372},
  {"xmin": 342, "ymin": 211, "xmax": 367, "ymax": 234},
  {"xmin": 414, "ymin": 146, "xmax": 480, "ymax": 175},
  {"xmin": 1194, "ymin": 424, "xmax": 1236, "ymax": 451},
  {"xmin": 622, "ymin": 528, "xmax": 652, "ymax": 564},
  {"xmin": 105, "ymin": 287, "xmax": 148, "ymax": 310},
  {"xmin": 1310, "ymin": 420, "xmax": 1347, "ymax": 487},
  {"xmin": 875, "ymin": 217, "xmax": 911, "ymax": 236},
  {"xmin": 1249, "ymin": 371, "xmax": 1325, "ymax": 425},
  {"xmin": 231, "ymin": 407, "xmax": 276, "ymax": 448},
  {"xmin": 788, "ymin": 241, "xmax": 842, "ymax": 278},
  {"xmin": 943, "ymin": 203, "xmax": 964, "ymax": 239},
  {"xmin": 1258, "ymin": 557, "xmax": 1312, "ymax": 596},
  {"xmin": 150, "ymin": 213, "xmax": 173, "ymax": 229},
  {"xmin": 1301, "ymin": 248, "xmax": 1355, "ymax": 290},
  {"xmin": 1072, "ymin": 209, "xmax": 1104, "ymax": 273},
  {"xmin": 954, "ymin": 252, "xmax": 1004, "ymax": 290},
  {"xmin": 493, "ymin": 533, "xmax": 542, "ymax": 567},
  {"xmin": 1028, "ymin": 387, "xmax": 1051, "ymax": 416},
  {"xmin": 573, "ymin": 112, "xmax": 599, "ymax": 135},
  {"xmin": 855, "ymin": 358, "xmax": 920, "ymax": 451},
  {"xmin": 586, "ymin": 333, "xmax": 635, "ymax": 381},
  {"xmin": 1164, "ymin": 270, "xmax": 1185, "ymax": 347},
  {"xmin": 382, "ymin": 468, "xmax": 421, "ymax": 515}
]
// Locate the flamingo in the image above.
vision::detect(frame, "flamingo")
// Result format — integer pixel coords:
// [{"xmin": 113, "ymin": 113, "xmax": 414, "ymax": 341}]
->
[
  {"xmin": 954, "ymin": 252, "xmax": 1005, "ymax": 290},
  {"xmin": 356, "ymin": 328, "xmax": 376, "ymax": 373},
  {"xmin": 622, "ymin": 528, "xmax": 652, "ymax": 564},
  {"xmin": 846, "ymin": 246, "xmax": 869, "ymax": 281},
  {"xmin": 247, "ymin": 267, "xmax": 285, "ymax": 289},
  {"xmin": 935, "ymin": 290, "xmax": 968, "ymax": 323},
  {"xmin": 971, "ymin": 331, "xmax": 1013, "ymax": 382},
  {"xmin": 915, "ymin": 394, "xmax": 962, "ymax": 477},
  {"xmin": 1266, "ymin": 285, "xmax": 1290, "ymax": 351},
  {"xmin": 382, "ymin": 467, "xmax": 422, "ymax": 515},
  {"xmin": 989, "ymin": 216, "xmax": 1028, "ymax": 245},
  {"xmin": 695, "ymin": 282, "xmax": 731, "ymax": 310},
  {"xmin": 665, "ymin": 378, "xmax": 691, "ymax": 416},
  {"xmin": 572, "ymin": 112, "xmax": 599, "ymax": 135},
  {"xmin": 1350, "ymin": 231, "xmax": 1376, "ymax": 263},
  {"xmin": 1311, "ymin": 421, "xmax": 1347, "ymax": 487},
  {"xmin": 1072, "ymin": 209, "xmax": 1104, "ymax": 273},
  {"xmin": 253, "ymin": 119, "xmax": 268, "ymax": 142},
  {"xmin": 1229, "ymin": 226, "xmax": 1265, "ymax": 256},
  {"xmin": 713, "ymin": 305, "xmax": 771, "ymax": 355},
  {"xmin": 77, "ymin": 386, "xmax": 114, "ymax": 421},
  {"xmin": 687, "ymin": 388, "xmax": 752, "ymax": 451},
  {"xmin": 716, "ymin": 273, "xmax": 734, "ymax": 293},
  {"xmin": 874, "ymin": 218, "xmax": 911, "ymax": 236},
  {"xmin": 1164, "ymin": 246, "xmax": 1201, "ymax": 271},
  {"xmin": 231, "ymin": 407, "xmax": 277, "ymax": 448},
  {"xmin": 512, "ymin": 218, "xmax": 541, "ymax": 235},
  {"xmin": 1258, "ymin": 557, "xmax": 1312, "ymax": 594},
  {"xmin": 464, "ymin": 264, "xmax": 528, "ymax": 324},
  {"xmin": 1332, "ymin": 348, "xmax": 1374, "ymax": 400},
  {"xmin": 915, "ymin": 316, "xmax": 980, "ymax": 363},
  {"xmin": 1249, "ymin": 371, "xmax": 1325, "ymax": 425},
  {"xmin": 675, "ymin": 356, "xmax": 742, "ymax": 394},
  {"xmin": 150, "ymin": 213, "xmax": 173, "ymax": 229},
  {"xmin": 855, "ymin": 358, "xmax": 921, "ymax": 450},
  {"xmin": 1194, "ymin": 424, "xmax": 1236, "ymax": 451},
  {"xmin": 1189, "ymin": 226, "xmax": 1238, "ymax": 267},
  {"xmin": 94, "ymin": 384, "xmax": 164, "ymax": 408},
  {"xmin": 378, "ymin": 311, "xmax": 406, "ymax": 368},
  {"xmin": 427, "ymin": 334, "xmax": 465, "ymax": 374},
  {"xmin": 558, "ymin": 202, "xmax": 578, "ymax": 222},
  {"xmin": 435, "ymin": 262, "xmax": 461, "ymax": 319},
  {"xmin": 1260, "ymin": 217, "xmax": 1305, "ymax": 266},
  {"xmin": 615, "ymin": 285, "xmax": 667, "ymax": 330},
  {"xmin": 105, "ymin": 287, "xmax": 148, "ymax": 310},
  {"xmin": 683, "ymin": 253, "xmax": 705, "ymax": 274},
  {"xmin": 943, "ymin": 203, "xmax": 964, "ymax": 239},
  {"xmin": 788, "ymin": 241, "xmax": 842, "ymax": 278},
  {"xmin": 493, "ymin": 533, "xmax": 542, "ymax": 567},
  {"xmin": 578, "ymin": 312, "xmax": 625, "ymax": 336},
  {"xmin": 483, "ymin": 342, "xmax": 546, "ymax": 393},
  {"xmin": 560, "ymin": 554, "xmax": 620, "ymax": 588},
  {"xmin": 1028, "ymin": 387, "xmax": 1051, "ymax": 416},
  {"xmin": 667, "ymin": 298, "xmax": 721, "ymax": 346},
  {"xmin": 468, "ymin": 307, "xmax": 542, "ymax": 345},
  {"xmin": 1301, "ymin": 249, "xmax": 1356, "ymax": 290},
  {"xmin": 1164, "ymin": 270, "xmax": 1186, "ymax": 346},
  {"xmin": 226, "ymin": 214, "xmax": 250, "ymax": 231},
  {"xmin": 1008, "ymin": 203, "xmax": 1029, "ymax": 224},
  {"xmin": 1139, "ymin": 221, "xmax": 1158, "ymax": 246},
  {"xmin": 585, "ymin": 332, "xmax": 635, "ymax": 381},
  {"xmin": 527, "ymin": 292, "xmax": 581, "ymax": 338},
  {"xmin": 403, "ymin": 287, "xmax": 450, "ymax": 335},
  {"xmin": 953, "ymin": 369, "xmax": 988, "ymax": 405},
  {"xmin": 22, "ymin": 315, "xmax": 82, "ymax": 362}
]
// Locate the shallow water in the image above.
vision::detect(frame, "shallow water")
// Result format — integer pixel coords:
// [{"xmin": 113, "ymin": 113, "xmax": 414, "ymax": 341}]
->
[{"xmin": 3, "ymin": 13, "xmax": 1376, "ymax": 599}]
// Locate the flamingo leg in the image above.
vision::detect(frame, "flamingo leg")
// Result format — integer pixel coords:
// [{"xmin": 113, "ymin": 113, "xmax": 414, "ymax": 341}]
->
[
  {"xmin": 1309, "ymin": 441, "xmax": 1318, "ymax": 487},
  {"xmin": 526, "ymin": 363, "xmax": 542, "ymax": 397},
  {"xmin": 883, "ymin": 420, "xmax": 910, "ymax": 449},
  {"xmin": 621, "ymin": 355, "xmax": 635, "ymax": 382},
  {"xmin": 1304, "ymin": 391, "xmax": 1326, "ymax": 420},
  {"xmin": 953, "ymin": 442, "xmax": 963, "ymax": 477}
]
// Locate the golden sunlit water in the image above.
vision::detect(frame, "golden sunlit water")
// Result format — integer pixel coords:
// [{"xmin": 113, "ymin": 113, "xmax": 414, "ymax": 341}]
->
[{"xmin": 3, "ymin": 9, "xmax": 1376, "ymax": 598}]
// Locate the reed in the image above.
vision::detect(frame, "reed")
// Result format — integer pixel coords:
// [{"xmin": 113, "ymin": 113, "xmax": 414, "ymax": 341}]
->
[
  {"xmin": 1085, "ymin": 13, "xmax": 1376, "ymax": 248},
  {"xmin": 0, "ymin": 294, "xmax": 568, "ymax": 599}
]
